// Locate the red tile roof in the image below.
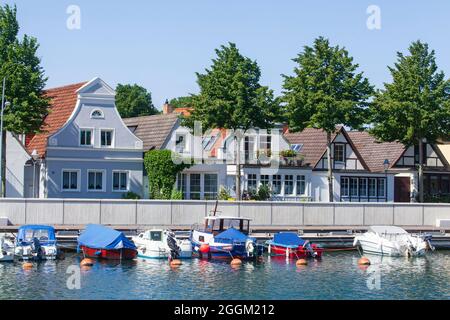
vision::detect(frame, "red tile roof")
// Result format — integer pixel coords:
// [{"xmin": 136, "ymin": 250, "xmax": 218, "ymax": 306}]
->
[{"xmin": 26, "ymin": 82, "xmax": 87, "ymax": 157}]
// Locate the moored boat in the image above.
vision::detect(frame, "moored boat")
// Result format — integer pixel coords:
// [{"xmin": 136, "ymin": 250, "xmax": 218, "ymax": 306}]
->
[
  {"xmin": 132, "ymin": 229, "xmax": 192, "ymax": 259},
  {"xmin": 353, "ymin": 226, "xmax": 434, "ymax": 257},
  {"xmin": 190, "ymin": 216, "xmax": 264, "ymax": 260},
  {"xmin": 267, "ymin": 232, "xmax": 323, "ymax": 259},
  {"xmin": 0, "ymin": 234, "xmax": 15, "ymax": 262},
  {"xmin": 78, "ymin": 224, "xmax": 137, "ymax": 260},
  {"xmin": 14, "ymin": 225, "xmax": 58, "ymax": 260}
]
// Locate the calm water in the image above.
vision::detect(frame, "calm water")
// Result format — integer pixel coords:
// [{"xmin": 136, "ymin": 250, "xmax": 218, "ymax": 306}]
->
[{"xmin": 0, "ymin": 251, "xmax": 449, "ymax": 300}]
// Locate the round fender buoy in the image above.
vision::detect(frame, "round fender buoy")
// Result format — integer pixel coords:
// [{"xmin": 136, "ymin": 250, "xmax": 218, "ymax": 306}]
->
[
  {"xmin": 230, "ymin": 258, "xmax": 242, "ymax": 266},
  {"xmin": 199, "ymin": 244, "xmax": 210, "ymax": 254},
  {"xmin": 358, "ymin": 257, "xmax": 371, "ymax": 266},
  {"xmin": 296, "ymin": 259, "xmax": 308, "ymax": 266},
  {"xmin": 80, "ymin": 258, "xmax": 94, "ymax": 267},
  {"xmin": 170, "ymin": 259, "xmax": 182, "ymax": 267},
  {"xmin": 22, "ymin": 262, "xmax": 33, "ymax": 270}
]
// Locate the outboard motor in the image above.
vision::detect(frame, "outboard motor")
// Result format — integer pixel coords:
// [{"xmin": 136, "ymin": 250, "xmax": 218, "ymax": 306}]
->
[
  {"xmin": 422, "ymin": 234, "xmax": 435, "ymax": 251},
  {"xmin": 166, "ymin": 231, "xmax": 181, "ymax": 261},
  {"xmin": 303, "ymin": 240, "xmax": 317, "ymax": 258},
  {"xmin": 31, "ymin": 237, "xmax": 42, "ymax": 260}
]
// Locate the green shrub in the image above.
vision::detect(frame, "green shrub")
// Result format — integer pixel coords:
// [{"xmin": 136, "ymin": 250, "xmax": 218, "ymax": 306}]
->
[
  {"xmin": 218, "ymin": 186, "xmax": 231, "ymax": 200},
  {"xmin": 247, "ymin": 184, "xmax": 272, "ymax": 201},
  {"xmin": 170, "ymin": 189, "xmax": 183, "ymax": 200},
  {"xmin": 280, "ymin": 149, "xmax": 297, "ymax": 158},
  {"xmin": 122, "ymin": 191, "xmax": 141, "ymax": 200}
]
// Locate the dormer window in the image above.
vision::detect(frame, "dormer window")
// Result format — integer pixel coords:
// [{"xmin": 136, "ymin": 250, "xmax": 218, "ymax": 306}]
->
[
  {"xmin": 90, "ymin": 109, "xmax": 104, "ymax": 119},
  {"xmin": 334, "ymin": 143, "xmax": 345, "ymax": 163}
]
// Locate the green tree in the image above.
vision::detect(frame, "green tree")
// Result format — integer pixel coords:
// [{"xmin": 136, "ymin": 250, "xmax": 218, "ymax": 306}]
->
[
  {"xmin": 115, "ymin": 83, "xmax": 159, "ymax": 118},
  {"xmin": 182, "ymin": 43, "xmax": 281, "ymax": 200},
  {"xmin": 169, "ymin": 96, "xmax": 195, "ymax": 109},
  {"xmin": 282, "ymin": 37, "xmax": 373, "ymax": 202},
  {"xmin": 0, "ymin": 4, "xmax": 49, "ymax": 195},
  {"xmin": 143, "ymin": 150, "xmax": 191, "ymax": 199},
  {"xmin": 370, "ymin": 41, "xmax": 450, "ymax": 202}
]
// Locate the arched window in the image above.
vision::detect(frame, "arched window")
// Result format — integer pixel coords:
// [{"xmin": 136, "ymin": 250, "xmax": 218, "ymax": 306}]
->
[{"xmin": 90, "ymin": 109, "xmax": 104, "ymax": 119}]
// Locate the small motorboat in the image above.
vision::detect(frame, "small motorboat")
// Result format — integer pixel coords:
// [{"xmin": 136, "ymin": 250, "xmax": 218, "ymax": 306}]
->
[
  {"xmin": 78, "ymin": 224, "xmax": 137, "ymax": 260},
  {"xmin": 353, "ymin": 226, "xmax": 434, "ymax": 257},
  {"xmin": 190, "ymin": 216, "xmax": 264, "ymax": 260},
  {"xmin": 132, "ymin": 229, "xmax": 192, "ymax": 259},
  {"xmin": 14, "ymin": 225, "xmax": 58, "ymax": 260},
  {"xmin": 0, "ymin": 234, "xmax": 15, "ymax": 262},
  {"xmin": 266, "ymin": 232, "xmax": 323, "ymax": 259}
]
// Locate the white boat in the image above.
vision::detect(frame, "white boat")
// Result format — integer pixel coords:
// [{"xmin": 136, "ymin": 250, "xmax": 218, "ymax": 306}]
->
[
  {"xmin": 353, "ymin": 226, "xmax": 434, "ymax": 257},
  {"xmin": 14, "ymin": 225, "xmax": 58, "ymax": 260},
  {"xmin": 132, "ymin": 229, "xmax": 192, "ymax": 259},
  {"xmin": 0, "ymin": 234, "xmax": 15, "ymax": 262}
]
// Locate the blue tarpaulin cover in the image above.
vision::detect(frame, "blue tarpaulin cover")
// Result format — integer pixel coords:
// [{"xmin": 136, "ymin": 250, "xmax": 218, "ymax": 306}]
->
[
  {"xmin": 17, "ymin": 225, "xmax": 56, "ymax": 245},
  {"xmin": 215, "ymin": 228, "xmax": 250, "ymax": 244},
  {"xmin": 77, "ymin": 224, "xmax": 136, "ymax": 250},
  {"xmin": 271, "ymin": 232, "xmax": 305, "ymax": 247}
]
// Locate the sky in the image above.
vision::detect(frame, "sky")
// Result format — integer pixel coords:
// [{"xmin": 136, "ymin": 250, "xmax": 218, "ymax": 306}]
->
[{"xmin": 5, "ymin": 0, "xmax": 450, "ymax": 109}]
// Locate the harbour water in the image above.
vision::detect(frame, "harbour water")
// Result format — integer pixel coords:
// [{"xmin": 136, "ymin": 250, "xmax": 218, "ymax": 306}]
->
[{"xmin": 0, "ymin": 251, "xmax": 449, "ymax": 300}]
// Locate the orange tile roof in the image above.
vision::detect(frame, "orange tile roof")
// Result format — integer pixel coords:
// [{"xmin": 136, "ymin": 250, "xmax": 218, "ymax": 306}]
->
[{"xmin": 26, "ymin": 82, "xmax": 87, "ymax": 157}]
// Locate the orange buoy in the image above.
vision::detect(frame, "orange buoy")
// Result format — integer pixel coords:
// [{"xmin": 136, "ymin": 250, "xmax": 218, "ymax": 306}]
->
[
  {"xmin": 358, "ymin": 257, "xmax": 371, "ymax": 266},
  {"xmin": 230, "ymin": 258, "xmax": 242, "ymax": 266},
  {"xmin": 22, "ymin": 262, "xmax": 33, "ymax": 270},
  {"xmin": 296, "ymin": 259, "xmax": 308, "ymax": 266},
  {"xmin": 170, "ymin": 259, "xmax": 182, "ymax": 266},
  {"xmin": 199, "ymin": 244, "xmax": 210, "ymax": 254},
  {"xmin": 80, "ymin": 258, "xmax": 94, "ymax": 267}
]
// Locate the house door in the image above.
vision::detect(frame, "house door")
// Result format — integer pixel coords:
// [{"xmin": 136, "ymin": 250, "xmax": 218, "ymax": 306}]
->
[{"xmin": 394, "ymin": 177, "xmax": 410, "ymax": 202}]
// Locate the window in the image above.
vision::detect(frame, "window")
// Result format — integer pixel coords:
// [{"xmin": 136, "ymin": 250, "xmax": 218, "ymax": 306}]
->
[
  {"xmin": 176, "ymin": 134, "xmax": 187, "ymax": 153},
  {"xmin": 378, "ymin": 178, "xmax": 386, "ymax": 197},
  {"xmin": 290, "ymin": 144, "xmax": 303, "ymax": 152},
  {"xmin": 272, "ymin": 175, "xmax": 281, "ymax": 195},
  {"xmin": 62, "ymin": 170, "xmax": 79, "ymax": 191},
  {"xmin": 204, "ymin": 174, "xmax": 218, "ymax": 200},
  {"xmin": 359, "ymin": 178, "xmax": 368, "ymax": 197},
  {"xmin": 260, "ymin": 135, "xmax": 271, "ymax": 153},
  {"xmin": 113, "ymin": 171, "xmax": 129, "ymax": 191},
  {"xmin": 247, "ymin": 174, "xmax": 257, "ymax": 191},
  {"xmin": 245, "ymin": 136, "xmax": 256, "ymax": 162},
  {"xmin": 284, "ymin": 175, "xmax": 294, "ymax": 195},
  {"xmin": 202, "ymin": 134, "xmax": 218, "ymax": 151},
  {"xmin": 368, "ymin": 178, "xmax": 377, "ymax": 197},
  {"xmin": 80, "ymin": 129, "xmax": 92, "ymax": 146},
  {"xmin": 90, "ymin": 109, "xmax": 104, "ymax": 119},
  {"xmin": 350, "ymin": 177, "xmax": 359, "ymax": 197},
  {"xmin": 101, "ymin": 130, "xmax": 113, "ymax": 147},
  {"xmin": 296, "ymin": 175, "xmax": 306, "ymax": 196},
  {"xmin": 260, "ymin": 175, "xmax": 270, "ymax": 187},
  {"xmin": 334, "ymin": 144, "xmax": 345, "ymax": 162},
  {"xmin": 341, "ymin": 177, "xmax": 349, "ymax": 197},
  {"xmin": 189, "ymin": 174, "xmax": 201, "ymax": 200},
  {"xmin": 88, "ymin": 170, "xmax": 104, "ymax": 191}
]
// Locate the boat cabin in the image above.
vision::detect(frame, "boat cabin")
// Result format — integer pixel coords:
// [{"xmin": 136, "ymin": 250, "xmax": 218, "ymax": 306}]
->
[
  {"xmin": 17, "ymin": 225, "xmax": 56, "ymax": 246},
  {"xmin": 203, "ymin": 216, "xmax": 251, "ymax": 235},
  {"xmin": 138, "ymin": 230, "xmax": 164, "ymax": 242}
]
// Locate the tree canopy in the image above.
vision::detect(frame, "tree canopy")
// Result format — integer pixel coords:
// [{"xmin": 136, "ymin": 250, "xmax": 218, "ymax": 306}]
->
[
  {"xmin": 115, "ymin": 83, "xmax": 159, "ymax": 118},
  {"xmin": 169, "ymin": 96, "xmax": 195, "ymax": 109},
  {"xmin": 370, "ymin": 41, "xmax": 450, "ymax": 145},
  {"xmin": 0, "ymin": 4, "xmax": 49, "ymax": 134}
]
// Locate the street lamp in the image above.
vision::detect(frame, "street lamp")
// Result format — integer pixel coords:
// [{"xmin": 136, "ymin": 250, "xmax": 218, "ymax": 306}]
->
[{"xmin": 31, "ymin": 149, "xmax": 39, "ymax": 198}]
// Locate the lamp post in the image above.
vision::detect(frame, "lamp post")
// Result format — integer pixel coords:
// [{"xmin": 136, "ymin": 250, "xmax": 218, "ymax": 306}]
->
[
  {"xmin": 0, "ymin": 77, "xmax": 10, "ymax": 198},
  {"xmin": 383, "ymin": 159, "xmax": 390, "ymax": 201},
  {"xmin": 31, "ymin": 149, "xmax": 39, "ymax": 198}
]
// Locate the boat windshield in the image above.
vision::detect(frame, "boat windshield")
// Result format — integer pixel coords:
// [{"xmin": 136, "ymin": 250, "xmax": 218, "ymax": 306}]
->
[
  {"xmin": 23, "ymin": 229, "xmax": 51, "ymax": 242},
  {"xmin": 205, "ymin": 218, "xmax": 250, "ymax": 235},
  {"xmin": 149, "ymin": 231, "xmax": 162, "ymax": 241}
]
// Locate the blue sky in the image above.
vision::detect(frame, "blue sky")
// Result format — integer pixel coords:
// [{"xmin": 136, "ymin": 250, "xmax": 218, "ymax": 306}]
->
[{"xmin": 6, "ymin": 0, "xmax": 450, "ymax": 109}]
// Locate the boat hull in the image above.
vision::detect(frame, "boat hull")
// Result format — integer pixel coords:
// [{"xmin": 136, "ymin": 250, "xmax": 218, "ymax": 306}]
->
[
  {"xmin": 81, "ymin": 246, "xmax": 137, "ymax": 260},
  {"xmin": 191, "ymin": 240, "xmax": 264, "ymax": 260},
  {"xmin": 269, "ymin": 244, "xmax": 323, "ymax": 259}
]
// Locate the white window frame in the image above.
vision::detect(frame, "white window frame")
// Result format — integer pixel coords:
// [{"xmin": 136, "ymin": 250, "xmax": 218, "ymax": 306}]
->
[
  {"xmin": 79, "ymin": 128, "xmax": 94, "ymax": 147},
  {"xmin": 100, "ymin": 128, "xmax": 115, "ymax": 148},
  {"xmin": 296, "ymin": 175, "xmax": 307, "ymax": 196},
  {"xmin": 334, "ymin": 143, "xmax": 345, "ymax": 163},
  {"xmin": 112, "ymin": 170, "xmax": 130, "ymax": 192},
  {"xmin": 341, "ymin": 177, "xmax": 350, "ymax": 197},
  {"xmin": 61, "ymin": 169, "xmax": 81, "ymax": 192},
  {"xmin": 284, "ymin": 175, "xmax": 294, "ymax": 195},
  {"xmin": 247, "ymin": 173, "xmax": 258, "ymax": 191},
  {"xmin": 203, "ymin": 173, "xmax": 219, "ymax": 200},
  {"xmin": 90, "ymin": 109, "xmax": 104, "ymax": 119},
  {"xmin": 87, "ymin": 169, "xmax": 106, "ymax": 192}
]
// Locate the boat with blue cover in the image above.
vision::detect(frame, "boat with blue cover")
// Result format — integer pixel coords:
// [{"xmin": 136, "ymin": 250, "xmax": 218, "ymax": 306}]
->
[
  {"xmin": 14, "ymin": 225, "xmax": 58, "ymax": 260},
  {"xmin": 78, "ymin": 224, "xmax": 137, "ymax": 260},
  {"xmin": 190, "ymin": 215, "xmax": 264, "ymax": 260},
  {"xmin": 267, "ymin": 232, "xmax": 323, "ymax": 259}
]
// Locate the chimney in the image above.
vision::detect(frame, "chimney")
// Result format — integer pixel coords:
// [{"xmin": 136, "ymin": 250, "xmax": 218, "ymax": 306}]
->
[{"xmin": 162, "ymin": 99, "xmax": 174, "ymax": 114}]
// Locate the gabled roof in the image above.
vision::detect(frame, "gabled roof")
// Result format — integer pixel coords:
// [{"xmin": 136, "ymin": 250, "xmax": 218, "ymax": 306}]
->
[
  {"xmin": 346, "ymin": 131, "xmax": 406, "ymax": 172},
  {"xmin": 26, "ymin": 81, "xmax": 87, "ymax": 157},
  {"xmin": 123, "ymin": 113, "xmax": 179, "ymax": 151}
]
